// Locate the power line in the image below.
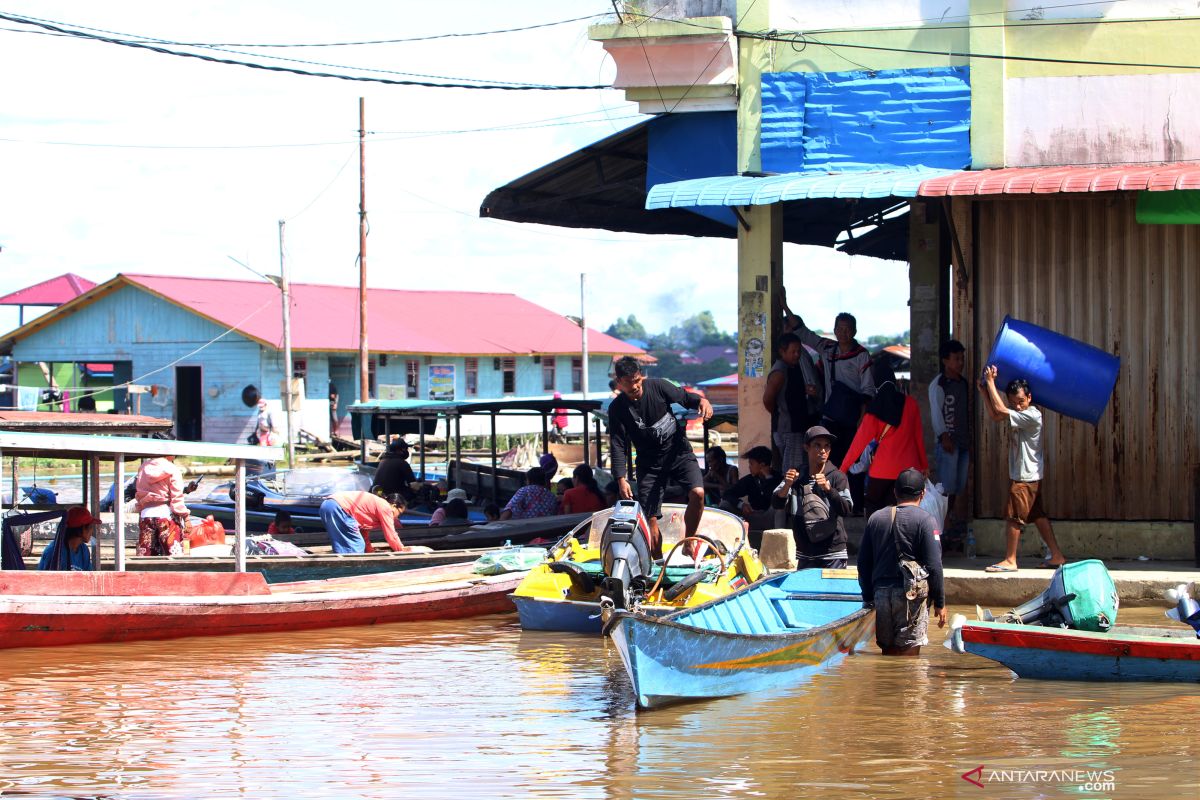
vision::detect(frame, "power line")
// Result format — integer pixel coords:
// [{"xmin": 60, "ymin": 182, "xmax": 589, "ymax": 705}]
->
[
  {"xmin": 1, "ymin": 10, "xmax": 608, "ymax": 48},
  {"xmin": 0, "ymin": 12, "xmax": 610, "ymax": 90}
]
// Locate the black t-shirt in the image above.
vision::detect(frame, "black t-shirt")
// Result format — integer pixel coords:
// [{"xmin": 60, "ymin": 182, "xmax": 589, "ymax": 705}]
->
[
  {"xmin": 856, "ymin": 503, "xmax": 944, "ymax": 607},
  {"xmin": 608, "ymin": 378, "xmax": 699, "ymax": 479},
  {"xmin": 721, "ymin": 470, "xmax": 781, "ymax": 512},
  {"xmin": 372, "ymin": 454, "xmax": 417, "ymax": 499}
]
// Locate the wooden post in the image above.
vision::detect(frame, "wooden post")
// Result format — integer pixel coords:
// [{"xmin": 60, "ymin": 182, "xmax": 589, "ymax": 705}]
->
[
  {"xmin": 113, "ymin": 456, "xmax": 125, "ymax": 572},
  {"xmin": 358, "ymin": 97, "xmax": 370, "ymax": 405},
  {"xmin": 419, "ymin": 419, "xmax": 426, "ymax": 483},
  {"xmin": 235, "ymin": 459, "xmax": 247, "ymax": 573},
  {"xmin": 89, "ymin": 455, "xmax": 101, "ymax": 569},
  {"xmin": 490, "ymin": 413, "xmax": 498, "ymax": 504},
  {"xmin": 582, "ymin": 411, "xmax": 591, "ymax": 467},
  {"xmin": 595, "ymin": 417, "xmax": 602, "ymax": 467},
  {"xmin": 541, "ymin": 412, "xmax": 549, "ymax": 456},
  {"xmin": 454, "ymin": 416, "xmax": 462, "ymax": 489},
  {"xmin": 279, "ymin": 219, "xmax": 296, "ymax": 470}
]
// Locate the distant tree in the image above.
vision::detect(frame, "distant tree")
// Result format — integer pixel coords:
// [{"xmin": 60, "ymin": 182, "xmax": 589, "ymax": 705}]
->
[
  {"xmin": 669, "ymin": 311, "xmax": 735, "ymax": 350},
  {"xmin": 647, "ymin": 353, "xmax": 732, "ymax": 385},
  {"xmin": 604, "ymin": 315, "xmax": 648, "ymax": 342}
]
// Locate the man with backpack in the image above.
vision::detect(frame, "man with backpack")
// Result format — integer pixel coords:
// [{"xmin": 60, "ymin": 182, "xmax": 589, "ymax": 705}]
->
[
  {"xmin": 772, "ymin": 426, "xmax": 853, "ymax": 569},
  {"xmin": 856, "ymin": 468, "xmax": 946, "ymax": 656}
]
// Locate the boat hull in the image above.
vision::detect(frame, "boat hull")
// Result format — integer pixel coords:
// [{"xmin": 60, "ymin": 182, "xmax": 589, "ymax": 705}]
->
[
  {"xmin": 607, "ymin": 570, "xmax": 875, "ymax": 709},
  {"xmin": 0, "ymin": 566, "xmax": 522, "ymax": 650},
  {"xmin": 952, "ymin": 620, "xmax": 1200, "ymax": 682},
  {"xmin": 510, "ymin": 594, "xmax": 671, "ymax": 634}
]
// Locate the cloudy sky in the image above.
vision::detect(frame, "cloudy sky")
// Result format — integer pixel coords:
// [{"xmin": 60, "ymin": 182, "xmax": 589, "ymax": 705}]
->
[{"xmin": 0, "ymin": 1, "xmax": 910, "ymax": 340}]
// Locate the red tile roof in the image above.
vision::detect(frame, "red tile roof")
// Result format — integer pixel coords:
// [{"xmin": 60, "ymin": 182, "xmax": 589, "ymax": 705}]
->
[
  {"xmin": 0, "ymin": 273, "xmax": 96, "ymax": 306},
  {"xmin": 918, "ymin": 164, "xmax": 1200, "ymax": 196},
  {"xmin": 42, "ymin": 274, "xmax": 642, "ymax": 356}
]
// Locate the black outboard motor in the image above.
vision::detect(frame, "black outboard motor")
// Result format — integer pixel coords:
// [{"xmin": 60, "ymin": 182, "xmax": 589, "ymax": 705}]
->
[{"xmin": 600, "ymin": 500, "xmax": 654, "ymax": 609}]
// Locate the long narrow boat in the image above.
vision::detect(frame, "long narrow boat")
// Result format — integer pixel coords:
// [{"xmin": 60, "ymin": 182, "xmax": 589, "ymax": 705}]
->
[
  {"xmin": 0, "ymin": 563, "xmax": 524, "ymax": 650},
  {"xmin": 946, "ymin": 617, "xmax": 1200, "ymax": 681},
  {"xmin": 605, "ymin": 569, "xmax": 874, "ymax": 709}
]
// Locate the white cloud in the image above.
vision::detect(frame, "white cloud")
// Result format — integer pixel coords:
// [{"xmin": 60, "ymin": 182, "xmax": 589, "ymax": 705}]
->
[{"xmin": 0, "ymin": 1, "xmax": 910, "ymax": 341}]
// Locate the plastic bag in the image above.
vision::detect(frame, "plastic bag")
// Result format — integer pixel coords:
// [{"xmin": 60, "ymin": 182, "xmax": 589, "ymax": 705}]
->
[
  {"xmin": 472, "ymin": 546, "xmax": 546, "ymax": 575},
  {"xmin": 919, "ymin": 480, "xmax": 948, "ymax": 529}
]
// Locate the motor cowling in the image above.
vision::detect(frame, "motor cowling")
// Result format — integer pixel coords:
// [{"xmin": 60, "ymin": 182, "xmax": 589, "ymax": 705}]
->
[{"xmin": 599, "ymin": 500, "xmax": 654, "ymax": 609}]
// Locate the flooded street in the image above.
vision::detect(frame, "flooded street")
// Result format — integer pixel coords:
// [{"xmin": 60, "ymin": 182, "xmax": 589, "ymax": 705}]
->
[{"xmin": 1, "ymin": 607, "xmax": 1196, "ymax": 799}]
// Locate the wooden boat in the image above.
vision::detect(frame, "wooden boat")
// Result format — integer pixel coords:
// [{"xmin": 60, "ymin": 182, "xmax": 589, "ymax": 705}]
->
[
  {"xmin": 946, "ymin": 617, "xmax": 1200, "ymax": 681},
  {"xmin": 511, "ymin": 503, "xmax": 764, "ymax": 634},
  {"xmin": 0, "ymin": 562, "xmax": 525, "ymax": 650},
  {"xmin": 946, "ymin": 562, "xmax": 1200, "ymax": 681},
  {"xmin": 605, "ymin": 569, "xmax": 875, "ymax": 709}
]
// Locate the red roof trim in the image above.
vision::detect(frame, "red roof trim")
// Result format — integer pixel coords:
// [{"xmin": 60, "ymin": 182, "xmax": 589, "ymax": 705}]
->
[
  {"xmin": 0, "ymin": 273, "xmax": 97, "ymax": 306},
  {"xmin": 918, "ymin": 164, "xmax": 1200, "ymax": 197}
]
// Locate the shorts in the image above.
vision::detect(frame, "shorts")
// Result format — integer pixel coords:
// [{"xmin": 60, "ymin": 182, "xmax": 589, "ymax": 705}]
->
[
  {"xmin": 1006, "ymin": 480, "xmax": 1048, "ymax": 526},
  {"xmin": 873, "ymin": 586, "xmax": 930, "ymax": 650},
  {"xmin": 934, "ymin": 446, "xmax": 969, "ymax": 496},
  {"xmin": 636, "ymin": 448, "xmax": 703, "ymax": 519}
]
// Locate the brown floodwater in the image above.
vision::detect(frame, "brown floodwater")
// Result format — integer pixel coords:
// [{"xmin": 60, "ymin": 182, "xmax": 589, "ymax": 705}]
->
[{"xmin": 0, "ymin": 606, "xmax": 1196, "ymax": 799}]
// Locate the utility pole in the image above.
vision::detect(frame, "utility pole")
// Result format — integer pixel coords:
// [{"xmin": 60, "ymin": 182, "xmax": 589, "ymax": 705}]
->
[
  {"xmin": 580, "ymin": 272, "xmax": 589, "ymax": 400},
  {"xmin": 278, "ymin": 220, "xmax": 295, "ymax": 469},
  {"xmin": 358, "ymin": 97, "xmax": 370, "ymax": 404}
]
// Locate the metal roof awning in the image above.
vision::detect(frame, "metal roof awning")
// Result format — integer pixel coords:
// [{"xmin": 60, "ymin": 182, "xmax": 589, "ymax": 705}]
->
[
  {"xmin": 918, "ymin": 164, "xmax": 1200, "ymax": 196},
  {"xmin": 350, "ymin": 397, "xmax": 604, "ymax": 419},
  {"xmin": 0, "ymin": 430, "xmax": 282, "ymax": 461},
  {"xmin": 646, "ymin": 167, "xmax": 960, "ymax": 208}
]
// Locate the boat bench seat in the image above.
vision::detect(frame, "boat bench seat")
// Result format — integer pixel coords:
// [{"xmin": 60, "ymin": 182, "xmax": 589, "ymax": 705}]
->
[{"xmin": 557, "ymin": 560, "xmax": 720, "ymax": 585}]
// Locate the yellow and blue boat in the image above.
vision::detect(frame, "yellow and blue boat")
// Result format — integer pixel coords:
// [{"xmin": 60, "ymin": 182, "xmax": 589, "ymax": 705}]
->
[
  {"xmin": 604, "ymin": 569, "xmax": 874, "ymax": 709},
  {"xmin": 510, "ymin": 503, "xmax": 763, "ymax": 634}
]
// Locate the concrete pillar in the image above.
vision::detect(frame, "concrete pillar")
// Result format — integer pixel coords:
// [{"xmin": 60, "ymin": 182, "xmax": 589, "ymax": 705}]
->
[
  {"xmin": 970, "ymin": 0, "xmax": 1007, "ymax": 168},
  {"xmin": 736, "ymin": 204, "xmax": 783, "ymax": 475},
  {"xmin": 908, "ymin": 200, "xmax": 945, "ymax": 467}
]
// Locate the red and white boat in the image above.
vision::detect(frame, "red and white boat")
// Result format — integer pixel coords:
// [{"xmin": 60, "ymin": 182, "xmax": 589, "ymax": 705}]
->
[{"xmin": 0, "ymin": 564, "xmax": 524, "ymax": 650}]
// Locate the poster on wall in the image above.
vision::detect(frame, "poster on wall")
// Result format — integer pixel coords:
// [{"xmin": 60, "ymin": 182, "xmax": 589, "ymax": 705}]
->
[{"xmin": 428, "ymin": 365, "xmax": 455, "ymax": 401}]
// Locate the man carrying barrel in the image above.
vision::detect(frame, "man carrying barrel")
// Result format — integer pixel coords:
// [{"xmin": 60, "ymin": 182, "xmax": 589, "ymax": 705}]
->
[{"xmin": 977, "ymin": 366, "xmax": 1067, "ymax": 572}]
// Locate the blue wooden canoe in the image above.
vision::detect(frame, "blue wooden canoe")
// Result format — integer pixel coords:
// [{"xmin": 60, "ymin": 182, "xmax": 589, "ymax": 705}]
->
[
  {"xmin": 604, "ymin": 569, "xmax": 875, "ymax": 709},
  {"xmin": 947, "ymin": 616, "xmax": 1200, "ymax": 681}
]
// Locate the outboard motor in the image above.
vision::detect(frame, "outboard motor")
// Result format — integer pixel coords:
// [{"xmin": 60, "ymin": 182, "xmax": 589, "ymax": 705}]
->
[
  {"xmin": 599, "ymin": 500, "xmax": 654, "ymax": 609},
  {"xmin": 1166, "ymin": 583, "xmax": 1200, "ymax": 637},
  {"xmin": 1000, "ymin": 559, "xmax": 1117, "ymax": 632}
]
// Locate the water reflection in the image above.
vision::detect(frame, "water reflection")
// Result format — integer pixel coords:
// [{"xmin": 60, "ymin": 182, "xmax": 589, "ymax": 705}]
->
[{"xmin": 0, "ymin": 608, "xmax": 1197, "ymax": 799}]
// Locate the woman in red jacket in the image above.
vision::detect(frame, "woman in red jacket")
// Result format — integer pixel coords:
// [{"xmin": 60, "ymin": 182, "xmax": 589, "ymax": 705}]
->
[{"xmin": 839, "ymin": 381, "xmax": 928, "ymax": 517}]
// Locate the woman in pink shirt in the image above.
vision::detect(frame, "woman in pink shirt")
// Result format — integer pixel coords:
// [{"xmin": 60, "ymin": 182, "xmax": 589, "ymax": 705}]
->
[
  {"xmin": 134, "ymin": 455, "xmax": 191, "ymax": 556},
  {"xmin": 319, "ymin": 491, "xmax": 408, "ymax": 554}
]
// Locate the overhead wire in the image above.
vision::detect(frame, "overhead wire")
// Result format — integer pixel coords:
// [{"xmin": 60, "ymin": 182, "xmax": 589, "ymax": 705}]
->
[{"xmin": 0, "ymin": 11, "xmax": 610, "ymax": 90}]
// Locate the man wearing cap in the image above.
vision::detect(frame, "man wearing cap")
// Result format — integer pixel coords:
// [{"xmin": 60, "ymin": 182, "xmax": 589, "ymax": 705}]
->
[
  {"xmin": 429, "ymin": 488, "xmax": 469, "ymax": 526},
  {"xmin": 38, "ymin": 507, "xmax": 97, "ymax": 571},
  {"xmin": 372, "ymin": 439, "xmax": 417, "ymax": 502},
  {"xmin": 856, "ymin": 468, "xmax": 946, "ymax": 656},
  {"xmin": 772, "ymin": 426, "xmax": 853, "ymax": 569}
]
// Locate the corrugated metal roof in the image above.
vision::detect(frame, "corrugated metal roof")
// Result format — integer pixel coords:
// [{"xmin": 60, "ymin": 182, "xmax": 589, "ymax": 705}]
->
[
  {"xmin": 919, "ymin": 164, "xmax": 1200, "ymax": 196},
  {"xmin": 0, "ymin": 273, "xmax": 95, "ymax": 306},
  {"xmin": 646, "ymin": 167, "xmax": 960, "ymax": 209},
  {"xmin": 7, "ymin": 274, "xmax": 643, "ymax": 357},
  {"xmin": 697, "ymin": 373, "xmax": 737, "ymax": 386}
]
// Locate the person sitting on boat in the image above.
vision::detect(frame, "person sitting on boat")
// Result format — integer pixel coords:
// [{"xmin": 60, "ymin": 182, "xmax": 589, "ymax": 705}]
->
[
  {"xmin": 856, "ymin": 468, "xmax": 946, "ymax": 656},
  {"xmin": 562, "ymin": 464, "xmax": 607, "ymax": 515},
  {"xmin": 539, "ymin": 452, "xmax": 559, "ymax": 482},
  {"xmin": 429, "ymin": 488, "xmax": 469, "ymax": 526},
  {"xmin": 135, "ymin": 452, "xmax": 191, "ymax": 556},
  {"xmin": 266, "ymin": 510, "xmax": 294, "ymax": 537},
  {"xmin": 720, "ymin": 446, "xmax": 780, "ymax": 522},
  {"xmin": 319, "ymin": 490, "xmax": 409, "ymax": 554},
  {"xmin": 38, "ymin": 506, "xmax": 97, "ymax": 571},
  {"xmin": 440, "ymin": 498, "xmax": 470, "ymax": 525},
  {"xmin": 609, "ymin": 356, "xmax": 712, "ymax": 556},
  {"xmin": 372, "ymin": 439, "xmax": 417, "ymax": 503},
  {"xmin": 500, "ymin": 467, "xmax": 558, "ymax": 520},
  {"xmin": 483, "ymin": 503, "xmax": 501, "ymax": 522},
  {"xmin": 702, "ymin": 446, "xmax": 739, "ymax": 506},
  {"xmin": 771, "ymin": 428, "xmax": 852, "ymax": 569}
]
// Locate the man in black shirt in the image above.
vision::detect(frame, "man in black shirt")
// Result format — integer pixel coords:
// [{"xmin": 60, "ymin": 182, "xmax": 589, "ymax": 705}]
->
[
  {"xmin": 857, "ymin": 468, "xmax": 946, "ymax": 656},
  {"xmin": 372, "ymin": 439, "xmax": 417, "ymax": 502},
  {"xmin": 610, "ymin": 356, "xmax": 712, "ymax": 554},
  {"xmin": 772, "ymin": 426, "xmax": 853, "ymax": 569},
  {"xmin": 720, "ymin": 445, "xmax": 779, "ymax": 518}
]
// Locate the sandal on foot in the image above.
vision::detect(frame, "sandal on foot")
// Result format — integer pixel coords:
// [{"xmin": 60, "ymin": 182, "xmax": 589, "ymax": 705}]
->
[{"xmin": 984, "ymin": 564, "xmax": 1018, "ymax": 573}]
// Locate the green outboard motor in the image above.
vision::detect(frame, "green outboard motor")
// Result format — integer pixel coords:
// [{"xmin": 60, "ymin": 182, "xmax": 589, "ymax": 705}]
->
[
  {"xmin": 599, "ymin": 500, "xmax": 654, "ymax": 610},
  {"xmin": 1006, "ymin": 559, "xmax": 1118, "ymax": 632}
]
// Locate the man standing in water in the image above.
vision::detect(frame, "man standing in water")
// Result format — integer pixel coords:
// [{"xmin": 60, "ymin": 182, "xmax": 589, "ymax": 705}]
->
[{"xmin": 609, "ymin": 356, "xmax": 712, "ymax": 555}]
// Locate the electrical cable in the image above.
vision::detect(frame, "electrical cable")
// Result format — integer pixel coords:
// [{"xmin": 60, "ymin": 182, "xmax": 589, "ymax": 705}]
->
[{"xmin": 0, "ymin": 12, "xmax": 610, "ymax": 90}]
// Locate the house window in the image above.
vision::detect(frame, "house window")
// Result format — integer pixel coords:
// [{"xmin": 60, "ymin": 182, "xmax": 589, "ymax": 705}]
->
[
  {"xmin": 367, "ymin": 359, "xmax": 377, "ymax": 398},
  {"xmin": 465, "ymin": 358, "xmax": 478, "ymax": 397},
  {"xmin": 571, "ymin": 357, "xmax": 583, "ymax": 392},
  {"xmin": 542, "ymin": 357, "xmax": 556, "ymax": 392},
  {"xmin": 406, "ymin": 360, "xmax": 419, "ymax": 399},
  {"xmin": 501, "ymin": 357, "xmax": 516, "ymax": 394},
  {"xmin": 292, "ymin": 358, "xmax": 307, "ymax": 380}
]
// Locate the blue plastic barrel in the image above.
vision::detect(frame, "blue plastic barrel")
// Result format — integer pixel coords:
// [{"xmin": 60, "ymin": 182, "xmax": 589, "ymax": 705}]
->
[{"xmin": 984, "ymin": 316, "xmax": 1120, "ymax": 425}]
